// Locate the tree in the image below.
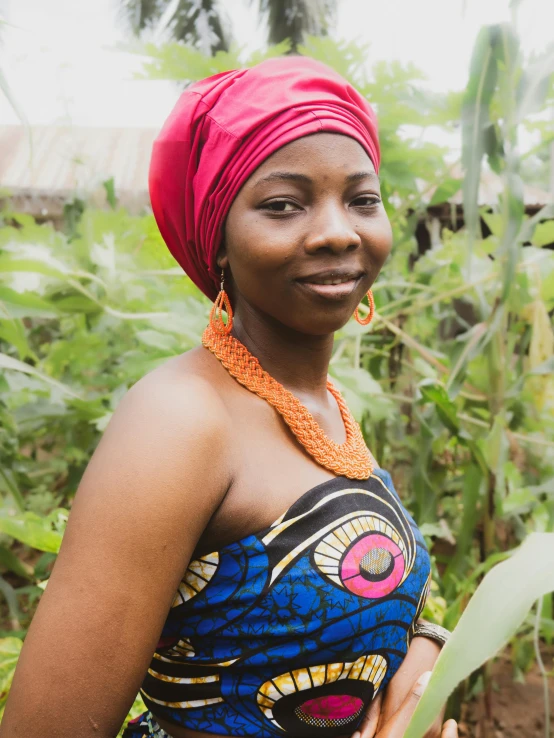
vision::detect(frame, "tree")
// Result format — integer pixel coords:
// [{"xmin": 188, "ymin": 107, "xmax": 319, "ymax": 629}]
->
[
  {"xmin": 119, "ymin": 0, "xmax": 337, "ymax": 55},
  {"xmin": 119, "ymin": 0, "xmax": 231, "ymax": 55},
  {"xmin": 251, "ymin": 0, "xmax": 336, "ymax": 51}
]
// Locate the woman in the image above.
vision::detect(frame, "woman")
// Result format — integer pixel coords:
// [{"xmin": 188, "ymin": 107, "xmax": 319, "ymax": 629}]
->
[{"xmin": 0, "ymin": 57, "xmax": 457, "ymax": 738}]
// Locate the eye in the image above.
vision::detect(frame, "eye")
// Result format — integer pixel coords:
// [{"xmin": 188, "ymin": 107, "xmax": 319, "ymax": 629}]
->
[
  {"xmin": 260, "ymin": 199, "xmax": 300, "ymax": 213},
  {"xmin": 172, "ymin": 552, "xmax": 219, "ymax": 606},
  {"xmin": 352, "ymin": 195, "xmax": 381, "ymax": 208},
  {"xmin": 257, "ymin": 655, "xmax": 387, "ymax": 733},
  {"xmin": 313, "ymin": 515, "xmax": 408, "ymax": 599}
]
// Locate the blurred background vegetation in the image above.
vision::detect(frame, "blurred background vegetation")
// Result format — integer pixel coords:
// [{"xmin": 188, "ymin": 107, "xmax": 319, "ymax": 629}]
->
[{"xmin": 0, "ymin": 1, "xmax": 553, "ymax": 735}]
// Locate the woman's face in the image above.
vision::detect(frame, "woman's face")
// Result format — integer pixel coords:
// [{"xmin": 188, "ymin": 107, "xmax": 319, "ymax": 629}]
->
[{"xmin": 221, "ymin": 132, "xmax": 393, "ymax": 336}]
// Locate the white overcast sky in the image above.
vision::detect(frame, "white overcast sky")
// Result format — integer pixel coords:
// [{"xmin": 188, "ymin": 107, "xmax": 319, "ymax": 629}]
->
[{"xmin": 0, "ymin": 0, "xmax": 553, "ymax": 128}]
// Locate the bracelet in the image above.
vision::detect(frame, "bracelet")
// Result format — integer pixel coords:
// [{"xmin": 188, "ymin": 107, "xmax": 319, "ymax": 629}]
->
[{"xmin": 413, "ymin": 621, "xmax": 451, "ymax": 647}]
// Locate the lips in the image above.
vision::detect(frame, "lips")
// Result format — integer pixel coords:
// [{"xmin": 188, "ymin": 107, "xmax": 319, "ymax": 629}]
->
[
  {"xmin": 295, "ymin": 271, "xmax": 364, "ymax": 301},
  {"xmin": 297, "ymin": 270, "xmax": 364, "ymax": 286}
]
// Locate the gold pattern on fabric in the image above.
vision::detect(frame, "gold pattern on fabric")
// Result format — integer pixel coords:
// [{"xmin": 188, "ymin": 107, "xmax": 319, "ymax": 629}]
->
[
  {"xmin": 172, "ymin": 552, "xmax": 219, "ymax": 607},
  {"xmin": 256, "ymin": 655, "xmax": 388, "ymax": 730}
]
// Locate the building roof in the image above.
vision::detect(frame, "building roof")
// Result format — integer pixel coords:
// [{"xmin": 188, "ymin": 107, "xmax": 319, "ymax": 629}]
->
[
  {"xmin": 0, "ymin": 125, "xmax": 156, "ymax": 218},
  {"xmin": 1, "ymin": 125, "xmax": 551, "ymax": 221}
]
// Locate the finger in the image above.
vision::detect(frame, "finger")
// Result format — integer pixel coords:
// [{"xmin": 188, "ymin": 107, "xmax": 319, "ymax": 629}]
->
[
  {"xmin": 441, "ymin": 719, "xmax": 458, "ymax": 738},
  {"xmin": 377, "ymin": 671, "xmax": 432, "ymax": 738},
  {"xmin": 352, "ymin": 692, "xmax": 383, "ymax": 738},
  {"xmin": 424, "ymin": 706, "xmax": 446, "ymax": 738}
]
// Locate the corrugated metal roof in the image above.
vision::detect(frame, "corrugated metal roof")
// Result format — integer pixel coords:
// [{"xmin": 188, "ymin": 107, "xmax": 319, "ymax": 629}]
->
[
  {"xmin": 1, "ymin": 125, "xmax": 551, "ymax": 216},
  {"xmin": 0, "ymin": 125, "xmax": 156, "ymax": 211}
]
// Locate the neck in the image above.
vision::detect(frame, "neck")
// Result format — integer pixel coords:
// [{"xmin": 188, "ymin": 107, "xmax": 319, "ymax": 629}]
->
[{"xmin": 230, "ymin": 305, "xmax": 334, "ymax": 401}]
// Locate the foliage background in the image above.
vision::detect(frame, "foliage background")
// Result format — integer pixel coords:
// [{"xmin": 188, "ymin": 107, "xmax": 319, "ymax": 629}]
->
[{"xmin": 0, "ymin": 8, "xmax": 553, "ymax": 734}]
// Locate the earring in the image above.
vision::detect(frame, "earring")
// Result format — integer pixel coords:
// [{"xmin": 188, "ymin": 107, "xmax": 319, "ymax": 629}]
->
[
  {"xmin": 354, "ymin": 289, "xmax": 375, "ymax": 326},
  {"xmin": 209, "ymin": 269, "xmax": 233, "ymax": 335}
]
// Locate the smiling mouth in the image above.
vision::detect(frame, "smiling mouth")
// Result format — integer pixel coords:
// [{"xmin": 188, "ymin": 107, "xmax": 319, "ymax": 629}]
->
[
  {"xmin": 296, "ymin": 273, "xmax": 363, "ymax": 300},
  {"xmin": 309, "ymin": 275, "xmax": 359, "ymax": 286}
]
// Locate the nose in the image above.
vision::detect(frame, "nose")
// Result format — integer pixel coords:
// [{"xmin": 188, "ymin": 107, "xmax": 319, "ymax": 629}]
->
[{"xmin": 303, "ymin": 201, "xmax": 362, "ymax": 255}]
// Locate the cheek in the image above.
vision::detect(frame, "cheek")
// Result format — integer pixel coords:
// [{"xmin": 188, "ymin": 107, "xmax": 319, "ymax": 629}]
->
[
  {"xmin": 363, "ymin": 215, "xmax": 393, "ymax": 266},
  {"xmin": 225, "ymin": 211, "xmax": 298, "ymax": 276}
]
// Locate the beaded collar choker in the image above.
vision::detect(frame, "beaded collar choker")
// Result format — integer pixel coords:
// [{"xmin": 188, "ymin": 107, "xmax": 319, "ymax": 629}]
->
[{"xmin": 202, "ymin": 323, "xmax": 372, "ymax": 480}]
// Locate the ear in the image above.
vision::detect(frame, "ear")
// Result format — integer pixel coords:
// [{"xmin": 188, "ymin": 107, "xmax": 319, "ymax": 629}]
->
[{"xmin": 216, "ymin": 245, "xmax": 229, "ymax": 270}]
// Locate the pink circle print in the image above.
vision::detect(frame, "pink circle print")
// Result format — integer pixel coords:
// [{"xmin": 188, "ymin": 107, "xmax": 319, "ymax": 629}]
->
[{"xmin": 340, "ymin": 533, "xmax": 405, "ymax": 598}]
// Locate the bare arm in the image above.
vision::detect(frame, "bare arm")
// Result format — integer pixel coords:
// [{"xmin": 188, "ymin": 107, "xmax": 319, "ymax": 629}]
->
[{"xmin": 0, "ymin": 370, "xmax": 231, "ymax": 738}]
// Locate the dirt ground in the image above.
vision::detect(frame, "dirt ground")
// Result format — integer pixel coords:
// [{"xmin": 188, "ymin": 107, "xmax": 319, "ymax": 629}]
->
[{"xmin": 458, "ymin": 655, "xmax": 553, "ymax": 738}]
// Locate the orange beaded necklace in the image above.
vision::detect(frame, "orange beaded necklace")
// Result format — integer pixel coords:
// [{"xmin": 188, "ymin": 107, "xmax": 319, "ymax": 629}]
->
[{"xmin": 202, "ymin": 323, "xmax": 373, "ymax": 480}]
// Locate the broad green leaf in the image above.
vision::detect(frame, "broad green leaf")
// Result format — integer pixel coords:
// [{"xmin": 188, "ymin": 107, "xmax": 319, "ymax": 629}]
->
[
  {"xmin": 0, "ymin": 512, "xmax": 64, "ymax": 553},
  {"xmin": 461, "ymin": 26, "xmax": 501, "ymax": 237},
  {"xmin": 532, "ymin": 220, "xmax": 554, "ymax": 248},
  {"xmin": 0, "ymin": 636, "xmax": 23, "ymax": 713},
  {"xmin": 429, "ymin": 179, "xmax": 462, "ymax": 206},
  {"xmin": 405, "ymin": 533, "xmax": 554, "ymax": 738},
  {"xmin": 481, "ymin": 211, "xmax": 504, "ymax": 238},
  {"xmin": 0, "ymin": 468, "xmax": 25, "ymax": 512},
  {"xmin": 0, "ymin": 545, "xmax": 33, "ymax": 580},
  {"xmin": 0, "ymin": 286, "xmax": 58, "ymax": 319},
  {"xmin": 0, "ymin": 353, "xmax": 82, "ymax": 398},
  {"xmin": 482, "ymin": 414, "xmax": 508, "ymax": 476},
  {"xmin": 418, "ymin": 381, "xmax": 460, "ymax": 435},
  {"xmin": 0, "ymin": 318, "xmax": 36, "ymax": 361},
  {"xmin": 503, "ymin": 487, "xmax": 537, "ymax": 516},
  {"xmin": 0, "ymin": 256, "xmax": 68, "ymax": 280},
  {"xmin": 331, "ymin": 364, "xmax": 392, "ymax": 422}
]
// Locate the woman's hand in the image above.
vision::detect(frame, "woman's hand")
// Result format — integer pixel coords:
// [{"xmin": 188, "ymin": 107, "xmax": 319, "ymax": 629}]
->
[
  {"xmin": 351, "ymin": 633, "xmax": 452, "ymax": 738},
  {"xmin": 352, "ymin": 672, "xmax": 458, "ymax": 738},
  {"xmin": 378, "ymin": 633, "xmax": 445, "ymax": 736}
]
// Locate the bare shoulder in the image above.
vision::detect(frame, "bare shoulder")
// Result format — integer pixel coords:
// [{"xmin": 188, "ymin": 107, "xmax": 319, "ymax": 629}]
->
[
  {"xmin": 121, "ymin": 345, "xmax": 229, "ymax": 432},
  {"xmin": 81, "ymin": 344, "xmax": 234, "ymax": 528},
  {"xmin": 0, "ymin": 347, "xmax": 233, "ymax": 738}
]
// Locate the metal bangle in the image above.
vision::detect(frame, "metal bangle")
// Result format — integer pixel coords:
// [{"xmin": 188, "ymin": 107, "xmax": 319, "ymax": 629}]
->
[{"xmin": 413, "ymin": 621, "xmax": 451, "ymax": 647}]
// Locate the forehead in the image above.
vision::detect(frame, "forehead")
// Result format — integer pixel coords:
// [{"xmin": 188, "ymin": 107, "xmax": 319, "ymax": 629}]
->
[{"xmin": 250, "ymin": 132, "xmax": 375, "ymax": 181}]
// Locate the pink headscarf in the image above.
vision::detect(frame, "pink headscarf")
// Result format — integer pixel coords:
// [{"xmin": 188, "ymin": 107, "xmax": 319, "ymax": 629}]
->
[{"xmin": 149, "ymin": 56, "xmax": 380, "ymax": 301}]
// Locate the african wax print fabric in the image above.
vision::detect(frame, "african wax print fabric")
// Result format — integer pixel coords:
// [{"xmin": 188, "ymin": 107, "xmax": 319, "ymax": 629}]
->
[{"xmin": 130, "ymin": 470, "xmax": 430, "ymax": 737}]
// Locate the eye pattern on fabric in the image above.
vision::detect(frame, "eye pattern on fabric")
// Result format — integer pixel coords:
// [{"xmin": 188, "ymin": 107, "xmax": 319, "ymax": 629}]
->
[
  {"xmin": 171, "ymin": 552, "xmax": 219, "ymax": 606},
  {"xmin": 313, "ymin": 515, "xmax": 411, "ymax": 598},
  {"xmin": 257, "ymin": 655, "xmax": 387, "ymax": 734},
  {"xmin": 137, "ymin": 475, "xmax": 431, "ymax": 737}
]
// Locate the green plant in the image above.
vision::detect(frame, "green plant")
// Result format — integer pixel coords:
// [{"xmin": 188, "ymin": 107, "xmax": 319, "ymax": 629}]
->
[{"xmin": 0, "ymin": 17, "xmax": 552, "ymax": 731}]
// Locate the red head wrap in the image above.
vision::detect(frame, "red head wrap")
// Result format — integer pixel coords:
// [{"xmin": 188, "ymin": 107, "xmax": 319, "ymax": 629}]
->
[{"xmin": 149, "ymin": 56, "xmax": 380, "ymax": 301}]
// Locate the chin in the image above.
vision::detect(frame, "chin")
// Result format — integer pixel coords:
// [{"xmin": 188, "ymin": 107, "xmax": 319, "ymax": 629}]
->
[{"xmin": 287, "ymin": 312, "xmax": 353, "ymax": 337}]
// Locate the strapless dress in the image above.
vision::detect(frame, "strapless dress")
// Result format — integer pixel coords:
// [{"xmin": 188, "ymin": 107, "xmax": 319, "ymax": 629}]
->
[{"xmin": 123, "ymin": 470, "xmax": 431, "ymax": 738}]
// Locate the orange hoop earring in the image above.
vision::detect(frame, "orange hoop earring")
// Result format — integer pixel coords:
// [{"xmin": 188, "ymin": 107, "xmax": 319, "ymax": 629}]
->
[
  {"xmin": 354, "ymin": 289, "xmax": 375, "ymax": 326},
  {"xmin": 209, "ymin": 269, "xmax": 233, "ymax": 335}
]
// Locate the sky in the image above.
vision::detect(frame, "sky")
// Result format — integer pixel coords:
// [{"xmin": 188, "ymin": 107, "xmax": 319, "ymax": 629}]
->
[{"xmin": 0, "ymin": 0, "xmax": 553, "ymax": 129}]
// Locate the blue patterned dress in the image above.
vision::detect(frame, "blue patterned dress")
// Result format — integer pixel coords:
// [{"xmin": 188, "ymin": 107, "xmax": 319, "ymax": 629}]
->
[{"xmin": 123, "ymin": 470, "xmax": 430, "ymax": 738}]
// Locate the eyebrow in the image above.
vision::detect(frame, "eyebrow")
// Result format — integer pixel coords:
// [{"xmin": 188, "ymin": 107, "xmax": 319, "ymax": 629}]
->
[
  {"xmin": 254, "ymin": 170, "xmax": 378, "ymax": 187},
  {"xmin": 254, "ymin": 171, "xmax": 312, "ymax": 186},
  {"xmin": 345, "ymin": 171, "xmax": 379, "ymax": 183}
]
